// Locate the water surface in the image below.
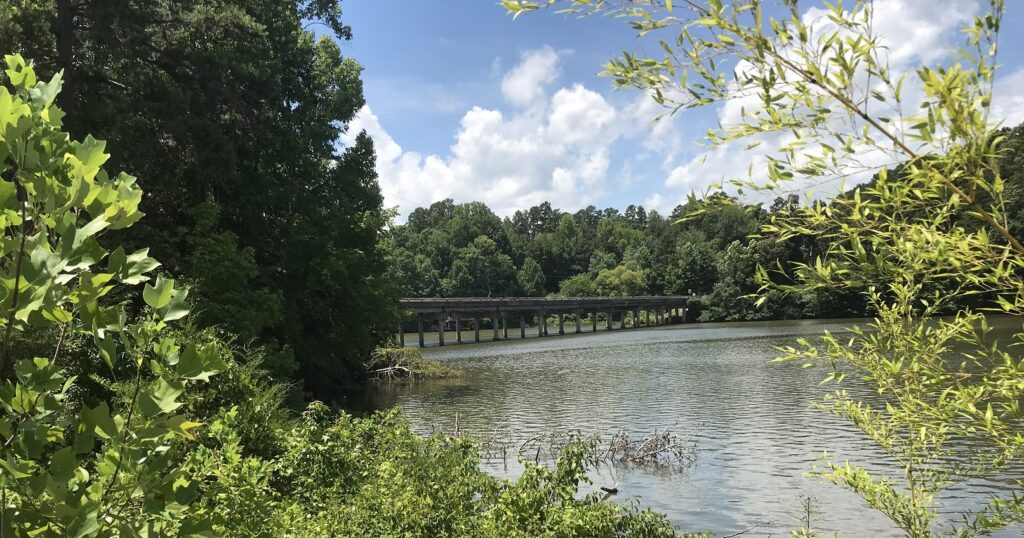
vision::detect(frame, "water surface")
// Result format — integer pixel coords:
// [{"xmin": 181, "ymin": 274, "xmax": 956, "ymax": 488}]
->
[{"xmin": 367, "ymin": 318, "xmax": 1024, "ymax": 536}]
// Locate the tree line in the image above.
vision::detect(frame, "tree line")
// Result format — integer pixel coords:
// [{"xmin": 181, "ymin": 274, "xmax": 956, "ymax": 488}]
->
[{"xmin": 389, "ymin": 123, "xmax": 1024, "ymax": 325}]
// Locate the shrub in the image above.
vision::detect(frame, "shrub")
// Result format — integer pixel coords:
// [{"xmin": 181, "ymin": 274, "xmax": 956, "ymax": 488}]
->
[{"xmin": 0, "ymin": 54, "xmax": 225, "ymax": 535}]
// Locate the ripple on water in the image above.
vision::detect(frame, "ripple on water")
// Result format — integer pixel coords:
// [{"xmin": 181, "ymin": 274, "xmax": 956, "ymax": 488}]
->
[{"xmin": 367, "ymin": 319, "xmax": 1024, "ymax": 537}]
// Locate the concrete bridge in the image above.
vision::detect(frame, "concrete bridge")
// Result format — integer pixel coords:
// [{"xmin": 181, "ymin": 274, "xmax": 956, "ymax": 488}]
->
[{"xmin": 399, "ymin": 296, "xmax": 688, "ymax": 347}]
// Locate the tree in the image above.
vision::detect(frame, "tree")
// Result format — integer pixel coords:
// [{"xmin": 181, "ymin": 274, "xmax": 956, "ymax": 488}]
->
[
  {"xmin": 507, "ymin": 0, "xmax": 1024, "ymax": 534},
  {"xmin": 594, "ymin": 265, "xmax": 648, "ymax": 297},
  {"xmin": 624, "ymin": 204, "xmax": 648, "ymax": 228},
  {"xmin": 0, "ymin": 54, "xmax": 225, "ymax": 535},
  {"xmin": 588, "ymin": 250, "xmax": 617, "ymax": 277},
  {"xmin": 0, "ymin": 0, "xmax": 392, "ymax": 401},
  {"xmin": 698, "ymin": 239, "xmax": 792, "ymax": 322},
  {"xmin": 664, "ymin": 241, "xmax": 717, "ymax": 297},
  {"xmin": 511, "ymin": 201, "xmax": 561, "ymax": 237},
  {"xmin": 450, "ymin": 201, "xmax": 509, "ymax": 251},
  {"xmin": 558, "ymin": 274, "xmax": 595, "ymax": 297},
  {"xmin": 517, "ymin": 257, "xmax": 546, "ymax": 297},
  {"xmin": 443, "ymin": 236, "xmax": 516, "ymax": 297}
]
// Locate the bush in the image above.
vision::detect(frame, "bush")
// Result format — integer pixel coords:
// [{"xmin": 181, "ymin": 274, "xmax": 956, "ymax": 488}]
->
[
  {"xmin": 369, "ymin": 347, "xmax": 461, "ymax": 380},
  {"xmin": 186, "ymin": 402, "xmax": 683, "ymax": 537}
]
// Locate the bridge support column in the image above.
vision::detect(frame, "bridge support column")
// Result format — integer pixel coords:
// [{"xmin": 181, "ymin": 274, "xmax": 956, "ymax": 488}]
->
[
  {"xmin": 538, "ymin": 310, "xmax": 545, "ymax": 337},
  {"xmin": 592, "ymin": 312, "xmax": 597, "ymax": 332},
  {"xmin": 455, "ymin": 318, "xmax": 462, "ymax": 343},
  {"xmin": 437, "ymin": 315, "xmax": 445, "ymax": 346},
  {"xmin": 633, "ymin": 309, "xmax": 640, "ymax": 328},
  {"xmin": 657, "ymin": 307, "xmax": 664, "ymax": 325},
  {"xmin": 493, "ymin": 309, "xmax": 500, "ymax": 340},
  {"xmin": 474, "ymin": 315, "xmax": 481, "ymax": 343},
  {"xmin": 418, "ymin": 315, "xmax": 425, "ymax": 348},
  {"xmin": 606, "ymin": 310, "xmax": 613, "ymax": 330},
  {"xmin": 620, "ymin": 311, "xmax": 628, "ymax": 329},
  {"xmin": 558, "ymin": 313, "xmax": 564, "ymax": 335},
  {"xmin": 520, "ymin": 314, "xmax": 526, "ymax": 339},
  {"xmin": 574, "ymin": 310, "xmax": 582, "ymax": 334}
]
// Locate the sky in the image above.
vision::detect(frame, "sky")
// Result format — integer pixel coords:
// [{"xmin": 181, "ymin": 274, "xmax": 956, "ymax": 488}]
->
[{"xmin": 336, "ymin": 1, "xmax": 1024, "ymax": 220}]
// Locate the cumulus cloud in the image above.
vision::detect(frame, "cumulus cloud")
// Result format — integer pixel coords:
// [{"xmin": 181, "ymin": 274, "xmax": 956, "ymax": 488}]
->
[
  {"xmin": 992, "ymin": 68, "xmax": 1024, "ymax": 128},
  {"xmin": 344, "ymin": 48, "xmax": 670, "ymax": 219},
  {"xmin": 501, "ymin": 47, "xmax": 561, "ymax": 108},
  {"xmin": 651, "ymin": 0, "xmax": 988, "ymax": 201},
  {"xmin": 344, "ymin": 0, "xmax": 1018, "ymax": 219}
]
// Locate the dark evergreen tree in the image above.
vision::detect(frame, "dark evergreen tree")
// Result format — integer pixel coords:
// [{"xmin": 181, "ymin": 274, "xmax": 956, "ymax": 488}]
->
[{"xmin": 0, "ymin": 0, "xmax": 394, "ymax": 401}]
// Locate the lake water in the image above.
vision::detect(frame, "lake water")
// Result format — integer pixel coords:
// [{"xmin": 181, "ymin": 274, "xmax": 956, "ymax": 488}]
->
[{"xmin": 367, "ymin": 318, "xmax": 1024, "ymax": 536}]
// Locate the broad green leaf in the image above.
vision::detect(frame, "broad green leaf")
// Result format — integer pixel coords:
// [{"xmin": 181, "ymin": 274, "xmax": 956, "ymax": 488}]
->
[
  {"xmin": 48, "ymin": 446, "xmax": 78, "ymax": 482},
  {"xmin": 138, "ymin": 379, "xmax": 184, "ymax": 417},
  {"xmin": 143, "ymin": 276, "xmax": 174, "ymax": 309},
  {"xmin": 177, "ymin": 344, "xmax": 227, "ymax": 381}
]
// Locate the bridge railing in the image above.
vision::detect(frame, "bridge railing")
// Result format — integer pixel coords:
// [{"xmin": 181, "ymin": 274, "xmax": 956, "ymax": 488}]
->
[{"xmin": 397, "ymin": 296, "xmax": 688, "ymax": 347}]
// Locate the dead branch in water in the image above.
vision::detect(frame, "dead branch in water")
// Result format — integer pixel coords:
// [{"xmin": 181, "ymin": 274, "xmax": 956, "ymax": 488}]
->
[
  {"xmin": 602, "ymin": 428, "xmax": 698, "ymax": 471},
  {"xmin": 430, "ymin": 424, "xmax": 699, "ymax": 473},
  {"xmin": 368, "ymin": 347, "xmax": 461, "ymax": 380}
]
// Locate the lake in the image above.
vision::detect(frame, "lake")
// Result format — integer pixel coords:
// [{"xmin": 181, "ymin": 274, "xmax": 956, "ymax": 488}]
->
[{"xmin": 367, "ymin": 318, "xmax": 1024, "ymax": 536}]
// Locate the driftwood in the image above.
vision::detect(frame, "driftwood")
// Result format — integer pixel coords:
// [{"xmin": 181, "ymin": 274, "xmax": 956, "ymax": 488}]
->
[
  {"xmin": 602, "ymin": 428, "xmax": 697, "ymax": 470},
  {"xmin": 368, "ymin": 347, "xmax": 460, "ymax": 380},
  {"xmin": 372, "ymin": 365, "xmax": 413, "ymax": 379}
]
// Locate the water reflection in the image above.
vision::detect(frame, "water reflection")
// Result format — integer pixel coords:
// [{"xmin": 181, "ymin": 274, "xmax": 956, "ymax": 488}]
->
[{"xmin": 366, "ymin": 318, "xmax": 1024, "ymax": 536}]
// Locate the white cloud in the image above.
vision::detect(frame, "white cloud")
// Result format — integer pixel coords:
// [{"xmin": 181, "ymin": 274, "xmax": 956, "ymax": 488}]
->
[
  {"xmin": 869, "ymin": 0, "xmax": 978, "ymax": 65},
  {"xmin": 501, "ymin": 47, "xmax": 561, "ymax": 108},
  {"xmin": 992, "ymin": 68, "xmax": 1024, "ymax": 128},
  {"xmin": 646, "ymin": 0, "xmax": 982, "ymax": 202},
  {"xmin": 346, "ymin": 47, "xmax": 666, "ymax": 219},
  {"xmin": 547, "ymin": 84, "xmax": 617, "ymax": 144},
  {"xmin": 642, "ymin": 193, "xmax": 672, "ymax": 215}
]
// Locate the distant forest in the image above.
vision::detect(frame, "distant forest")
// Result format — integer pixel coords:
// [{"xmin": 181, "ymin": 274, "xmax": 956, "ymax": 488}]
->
[{"xmin": 387, "ymin": 124, "xmax": 1024, "ymax": 323}]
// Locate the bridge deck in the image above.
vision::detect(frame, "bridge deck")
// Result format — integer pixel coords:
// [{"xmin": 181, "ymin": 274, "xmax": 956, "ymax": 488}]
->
[
  {"xmin": 398, "ymin": 296, "xmax": 688, "ymax": 347},
  {"xmin": 400, "ymin": 296, "xmax": 686, "ymax": 313}
]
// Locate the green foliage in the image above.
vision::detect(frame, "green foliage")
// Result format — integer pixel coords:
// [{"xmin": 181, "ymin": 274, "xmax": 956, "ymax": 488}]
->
[
  {"xmin": 481, "ymin": 434, "xmax": 681, "ymax": 538},
  {"xmin": 183, "ymin": 402, "xmax": 683, "ymax": 537},
  {"xmin": 588, "ymin": 249, "xmax": 618, "ymax": 278},
  {"xmin": 390, "ymin": 194, "xmax": 855, "ymax": 321},
  {"xmin": 517, "ymin": 257, "xmax": 546, "ymax": 297},
  {"xmin": 504, "ymin": 0, "xmax": 1024, "ymax": 535},
  {"xmin": 0, "ymin": 0, "xmax": 395, "ymax": 402},
  {"xmin": 558, "ymin": 273, "xmax": 595, "ymax": 297},
  {"xmin": 661, "ymin": 241, "xmax": 717, "ymax": 297},
  {"xmin": 0, "ymin": 54, "xmax": 225, "ymax": 536},
  {"xmin": 594, "ymin": 264, "xmax": 648, "ymax": 297},
  {"xmin": 443, "ymin": 235, "xmax": 517, "ymax": 297},
  {"xmin": 698, "ymin": 238, "xmax": 798, "ymax": 322},
  {"xmin": 0, "ymin": 50, "xmax": 681, "ymax": 537},
  {"xmin": 183, "ymin": 202, "xmax": 284, "ymax": 347}
]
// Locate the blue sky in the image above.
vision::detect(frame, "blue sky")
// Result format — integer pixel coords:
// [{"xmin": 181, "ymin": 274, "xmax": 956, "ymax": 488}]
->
[{"xmin": 337, "ymin": 1, "xmax": 1024, "ymax": 219}]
